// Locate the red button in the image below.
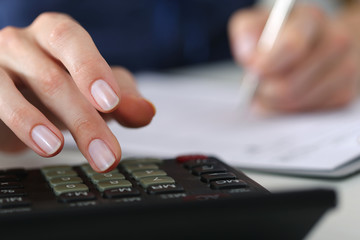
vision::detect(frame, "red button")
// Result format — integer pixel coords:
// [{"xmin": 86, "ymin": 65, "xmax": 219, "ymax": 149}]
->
[{"xmin": 176, "ymin": 155, "xmax": 208, "ymax": 163}]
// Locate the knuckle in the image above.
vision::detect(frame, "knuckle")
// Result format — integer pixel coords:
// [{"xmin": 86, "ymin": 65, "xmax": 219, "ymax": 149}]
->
[
  {"xmin": 0, "ymin": 26, "xmax": 22, "ymax": 49},
  {"xmin": 8, "ymin": 106, "xmax": 28, "ymax": 129},
  {"xmin": 46, "ymin": 16, "xmax": 78, "ymax": 48},
  {"xmin": 73, "ymin": 118, "xmax": 94, "ymax": 137},
  {"xmin": 72, "ymin": 57, "xmax": 104, "ymax": 76},
  {"xmin": 34, "ymin": 12, "xmax": 72, "ymax": 25},
  {"xmin": 37, "ymin": 68, "xmax": 65, "ymax": 97}
]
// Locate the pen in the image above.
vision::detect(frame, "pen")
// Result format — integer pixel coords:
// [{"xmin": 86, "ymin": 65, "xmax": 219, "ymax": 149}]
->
[{"xmin": 238, "ymin": 0, "xmax": 296, "ymax": 111}]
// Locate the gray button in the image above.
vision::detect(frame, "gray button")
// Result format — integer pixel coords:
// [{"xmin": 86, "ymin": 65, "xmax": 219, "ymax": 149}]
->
[
  {"xmin": 44, "ymin": 170, "xmax": 78, "ymax": 180},
  {"xmin": 132, "ymin": 170, "xmax": 167, "ymax": 180},
  {"xmin": 49, "ymin": 176, "xmax": 83, "ymax": 187},
  {"xmin": 96, "ymin": 180, "xmax": 132, "ymax": 192},
  {"xmin": 53, "ymin": 183, "xmax": 89, "ymax": 196},
  {"xmin": 139, "ymin": 176, "xmax": 175, "ymax": 188},
  {"xmin": 90, "ymin": 173, "xmax": 125, "ymax": 183},
  {"xmin": 123, "ymin": 164, "xmax": 159, "ymax": 173}
]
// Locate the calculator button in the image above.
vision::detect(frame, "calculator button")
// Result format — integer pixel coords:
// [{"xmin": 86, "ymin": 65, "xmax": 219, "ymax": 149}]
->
[
  {"xmin": 200, "ymin": 172, "xmax": 237, "ymax": 183},
  {"xmin": 90, "ymin": 172, "xmax": 125, "ymax": 183},
  {"xmin": 139, "ymin": 176, "xmax": 175, "ymax": 188},
  {"xmin": 41, "ymin": 165, "xmax": 72, "ymax": 173},
  {"xmin": 58, "ymin": 191, "xmax": 96, "ymax": 203},
  {"xmin": 147, "ymin": 183, "xmax": 184, "ymax": 195},
  {"xmin": 0, "ymin": 189, "xmax": 27, "ymax": 197},
  {"xmin": 0, "ymin": 182, "xmax": 23, "ymax": 189},
  {"xmin": 131, "ymin": 170, "xmax": 167, "ymax": 180},
  {"xmin": 81, "ymin": 165, "xmax": 119, "ymax": 177},
  {"xmin": 103, "ymin": 187, "xmax": 140, "ymax": 199},
  {"xmin": 183, "ymin": 158, "xmax": 218, "ymax": 169},
  {"xmin": 210, "ymin": 179, "xmax": 248, "ymax": 190},
  {"xmin": 96, "ymin": 180, "xmax": 132, "ymax": 192},
  {"xmin": 44, "ymin": 169, "xmax": 78, "ymax": 180},
  {"xmin": 191, "ymin": 165, "xmax": 227, "ymax": 176},
  {"xmin": 123, "ymin": 163, "xmax": 159, "ymax": 173},
  {"xmin": 120, "ymin": 157, "xmax": 162, "ymax": 166},
  {"xmin": 48, "ymin": 176, "xmax": 83, "ymax": 187},
  {"xmin": 0, "ymin": 196, "xmax": 31, "ymax": 209},
  {"xmin": 176, "ymin": 155, "xmax": 208, "ymax": 163},
  {"xmin": 53, "ymin": 183, "xmax": 89, "ymax": 196}
]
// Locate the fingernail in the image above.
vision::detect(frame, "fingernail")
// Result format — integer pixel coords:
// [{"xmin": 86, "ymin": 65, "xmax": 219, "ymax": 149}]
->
[
  {"xmin": 91, "ymin": 79, "xmax": 119, "ymax": 111},
  {"xmin": 31, "ymin": 125, "xmax": 61, "ymax": 155},
  {"xmin": 88, "ymin": 139, "xmax": 116, "ymax": 171},
  {"xmin": 235, "ymin": 35, "xmax": 256, "ymax": 61}
]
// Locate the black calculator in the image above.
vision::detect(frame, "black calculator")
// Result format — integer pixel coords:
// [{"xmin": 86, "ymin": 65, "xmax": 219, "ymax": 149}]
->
[{"xmin": 0, "ymin": 154, "xmax": 336, "ymax": 240}]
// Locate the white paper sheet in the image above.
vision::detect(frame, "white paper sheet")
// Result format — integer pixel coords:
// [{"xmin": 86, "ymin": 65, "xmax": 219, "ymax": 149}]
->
[{"xmin": 63, "ymin": 72, "xmax": 360, "ymax": 174}]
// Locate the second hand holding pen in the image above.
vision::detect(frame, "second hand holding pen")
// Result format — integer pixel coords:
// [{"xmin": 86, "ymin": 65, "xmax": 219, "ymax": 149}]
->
[{"xmin": 238, "ymin": 0, "xmax": 296, "ymax": 111}]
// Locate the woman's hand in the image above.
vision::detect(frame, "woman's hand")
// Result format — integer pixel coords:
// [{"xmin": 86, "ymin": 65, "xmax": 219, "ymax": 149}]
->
[
  {"xmin": 0, "ymin": 13, "xmax": 155, "ymax": 172},
  {"xmin": 229, "ymin": 4, "xmax": 360, "ymax": 112}
]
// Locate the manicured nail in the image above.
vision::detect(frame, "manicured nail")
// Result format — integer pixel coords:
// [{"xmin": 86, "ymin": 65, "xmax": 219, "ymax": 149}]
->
[
  {"xmin": 88, "ymin": 139, "xmax": 116, "ymax": 172},
  {"xmin": 31, "ymin": 125, "xmax": 61, "ymax": 155},
  {"xmin": 235, "ymin": 35, "xmax": 256, "ymax": 61},
  {"xmin": 91, "ymin": 79, "xmax": 119, "ymax": 111}
]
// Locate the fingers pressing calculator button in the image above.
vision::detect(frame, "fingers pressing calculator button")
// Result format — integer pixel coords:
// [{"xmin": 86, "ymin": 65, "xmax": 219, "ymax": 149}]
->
[{"xmin": 28, "ymin": 155, "xmax": 267, "ymax": 210}]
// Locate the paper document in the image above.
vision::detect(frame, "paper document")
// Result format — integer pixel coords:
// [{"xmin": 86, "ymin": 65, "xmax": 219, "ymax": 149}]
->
[{"xmin": 64, "ymin": 72, "xmax": 360, "ymax": 177}]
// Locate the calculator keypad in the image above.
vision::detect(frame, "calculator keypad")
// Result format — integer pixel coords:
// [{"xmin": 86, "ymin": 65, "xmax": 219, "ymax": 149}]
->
[{"xmin": 0, "ymin": 155, "xmax": 266, "ymax": 212}]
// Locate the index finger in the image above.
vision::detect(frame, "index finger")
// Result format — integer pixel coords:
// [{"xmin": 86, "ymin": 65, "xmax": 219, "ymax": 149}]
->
[{"xmin": 28, "ymin": 12, "xmax": 120, "ymax": 113}]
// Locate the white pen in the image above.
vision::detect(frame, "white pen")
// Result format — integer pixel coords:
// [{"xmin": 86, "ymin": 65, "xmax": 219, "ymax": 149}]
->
[{"xmin": 238, "ymin": 0, "xmax": 296, "ymax": 111}]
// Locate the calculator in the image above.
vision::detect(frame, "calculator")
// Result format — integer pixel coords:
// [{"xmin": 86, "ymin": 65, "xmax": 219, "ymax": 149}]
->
[{"xmin": 0, "ymin": 154, "xmax": 336, "ymax": 240}]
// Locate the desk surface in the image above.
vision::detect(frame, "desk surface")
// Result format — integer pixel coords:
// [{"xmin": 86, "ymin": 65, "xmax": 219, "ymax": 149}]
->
[{"xmin": 1, "ymin": 61, "xmax": 359, "ymax": 240}]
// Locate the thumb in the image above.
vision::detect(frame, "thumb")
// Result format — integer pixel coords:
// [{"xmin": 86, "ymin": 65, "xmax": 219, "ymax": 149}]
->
[{"xmin": 110, "ymin": 67, "xmax": 156, "ymax": 128}]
